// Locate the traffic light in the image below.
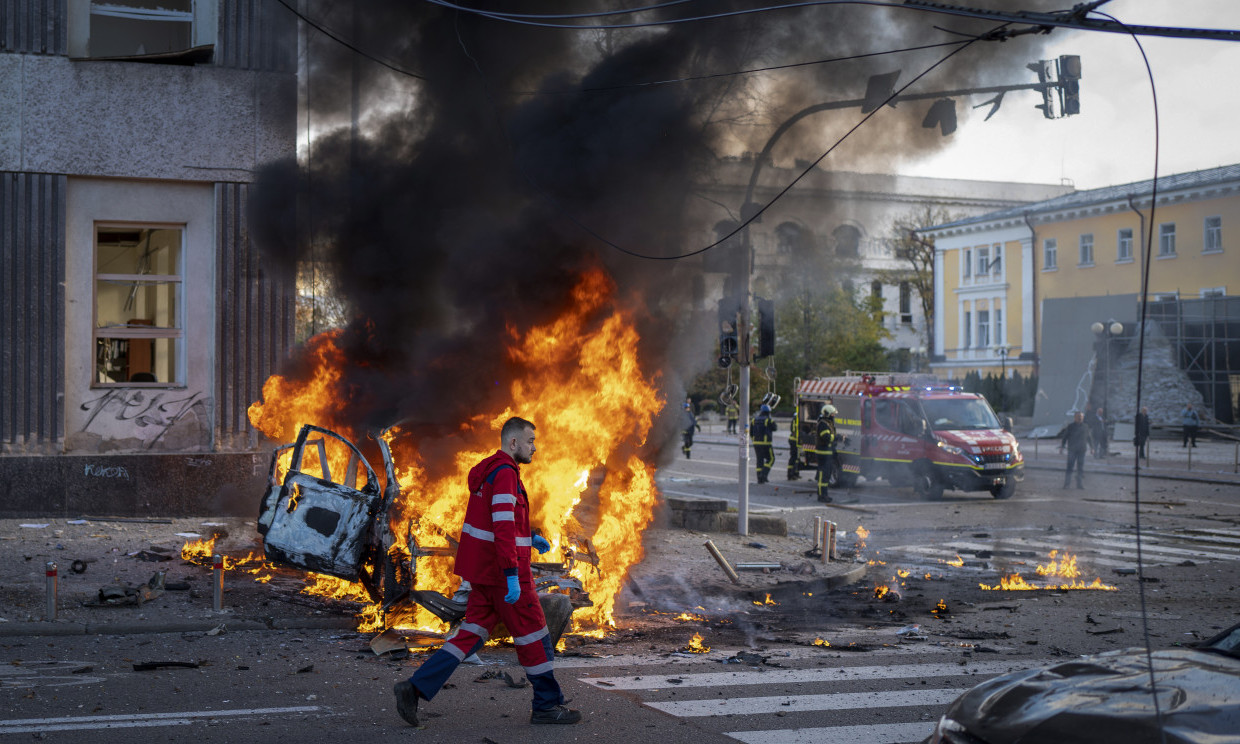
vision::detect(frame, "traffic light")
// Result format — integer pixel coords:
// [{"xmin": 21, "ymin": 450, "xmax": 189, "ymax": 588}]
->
[
  {"xmin": 1027, "ymin": 59, "xmax": 1057, "ymax": 119},
  {"xmin": 756, "ymin": 297, "xmax": 775, "ymax": 359},
  {"xmin": 921, "ymin": 98, "xmax": 957, "ymax": 136},
  {"xmin": 1058, "ymin": 54, "xmax": 1081, "ymax": 116}
]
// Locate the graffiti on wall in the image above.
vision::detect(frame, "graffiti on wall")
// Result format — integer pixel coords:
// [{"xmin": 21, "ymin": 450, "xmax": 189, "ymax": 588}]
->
[{"xmin": 78, "ymin": 389, "xmax": 207, "ymax": 449}]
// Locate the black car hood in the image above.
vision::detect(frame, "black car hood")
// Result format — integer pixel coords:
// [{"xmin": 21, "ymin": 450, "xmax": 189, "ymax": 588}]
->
[{"xmin": 943, "ymin": 648, "xmax": 1240, "ymax": 744}]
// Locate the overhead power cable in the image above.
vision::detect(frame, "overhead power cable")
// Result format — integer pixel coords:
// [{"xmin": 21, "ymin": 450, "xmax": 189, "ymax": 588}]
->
[{"xmin": 423, "ymin": 0, "xmax": 1240, "ymax": 41}]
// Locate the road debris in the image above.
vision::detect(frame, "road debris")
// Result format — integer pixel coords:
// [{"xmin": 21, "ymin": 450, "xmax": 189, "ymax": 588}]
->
[{"xmin": 133, "ymin": 661, "xmax": 200, "ymax": 671}]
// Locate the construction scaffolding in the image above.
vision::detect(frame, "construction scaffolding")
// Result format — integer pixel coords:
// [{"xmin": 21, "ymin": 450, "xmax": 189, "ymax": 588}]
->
[{"xmin": 1146, "ymin": 296, "xmax": 1240, "ymax": 425}]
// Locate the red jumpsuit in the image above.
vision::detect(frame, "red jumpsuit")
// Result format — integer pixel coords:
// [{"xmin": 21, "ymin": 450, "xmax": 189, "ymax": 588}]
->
[{"xmin": 406, "ymin": 450, "xmax": 564, "ymax": 711}]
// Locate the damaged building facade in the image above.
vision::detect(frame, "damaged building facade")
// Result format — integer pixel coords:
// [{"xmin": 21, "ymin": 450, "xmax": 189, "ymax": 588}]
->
[
  {"xmin": 1, "ymin": 1, "xmax": 297, "ymax": 515},
  {"xmin": 922, "ymin": 163, "xmax": 1240, "ymax": 432},
  {"xmin": 692, "ymin": 158, "xmax": 1070, "ymax": 357}
]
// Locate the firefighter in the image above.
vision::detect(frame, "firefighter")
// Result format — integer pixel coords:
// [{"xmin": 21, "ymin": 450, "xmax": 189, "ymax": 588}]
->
[
  {"xmin": 751, "ymin": 404, "xmax": 776, "ymax": 484},
  {"xmin": 786, "ymin": 407, "xmax": 801, "ymax": 480},
  {"xmin": 681, "ymin": 402, "xmax": 700, "ymax": 459},
  {"xmin": 394, "ymin": 417, "xmax": 582, "ymax": 726},
  {"xmin": 726, "ymin": 401, "xmax": 739, "ymax": 435},
  {"xmin": 814, "ymin": 403, "xmax": 837, "ymax": 503}
]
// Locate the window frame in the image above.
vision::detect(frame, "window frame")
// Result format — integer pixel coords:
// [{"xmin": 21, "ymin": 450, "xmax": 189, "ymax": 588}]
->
[
  {"xmin": 976, "ymin": 309, "xmax": 991, "ymax": 349},
  {"xmin": 1043, "ymin": 238, "xmax": 1057, "ymax": 270},
  {"xmin": 1204, "ymin": 216, "xmax": 1223, "ymax": 254},
  {"xmin": 963, "ymin": 310, "xmax": 972, "ymax": 350},
  {"xmin": 976, "ymin": 246, "xmax": 990, "ymax": 279},
  {"xmin": 992, "ymin": 244, "xmax": 1003, "ymax": 277},
  {"xmin": 963, "ymin": 248, "xmax": 972, "ymax": 280},
  {"xmin": 1078, "ymin": 233, "xmax": 1094, "ymax": 267},
  {"xmin": 93, "ymin": 222, "xmax": 186, "ymax": 388},
  {"xmin": 1158, "ymin": 222, "xmax": 1177, "ymax": 258},
  {"xmin": 1117, "ymin": 227, "xmax": 1133, "ymax": 262},
  {"xmin": 67, "ymin": 0, "xmax": 218, "ymax": 61}
]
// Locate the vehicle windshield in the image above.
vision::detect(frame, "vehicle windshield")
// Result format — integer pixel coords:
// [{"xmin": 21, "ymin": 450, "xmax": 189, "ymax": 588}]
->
[{"xmin": 921, "ymin": 398, "xmax": 1002, "ymax": 431}]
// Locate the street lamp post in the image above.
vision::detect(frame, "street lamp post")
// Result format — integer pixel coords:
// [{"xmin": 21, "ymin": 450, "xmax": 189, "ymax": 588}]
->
[
  {"xmin": 1090, "ymin": 320, "xmax": 1124, "ymax": 439},
  {"xmin": 996, "ymin": 346, "xmax": 1008, "ymax": 413}
]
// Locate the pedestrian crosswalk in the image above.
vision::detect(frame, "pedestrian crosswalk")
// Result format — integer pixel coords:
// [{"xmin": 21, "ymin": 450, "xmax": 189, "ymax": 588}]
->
[
  {"xmin": 577, "ymin": 657, "xmax": 1039, "ymax": 744},
  {"xmin": 884, "ymin": 526, "xmax": 1240, "ymax": 573}
]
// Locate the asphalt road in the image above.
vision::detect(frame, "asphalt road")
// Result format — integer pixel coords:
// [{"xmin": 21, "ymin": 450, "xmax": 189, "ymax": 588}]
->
[{"xmin": 2, "ymin": 435, "xmax": 1238, "ymax": 743}]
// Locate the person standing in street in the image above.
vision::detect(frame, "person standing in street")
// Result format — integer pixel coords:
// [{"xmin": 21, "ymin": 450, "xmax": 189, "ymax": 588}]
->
[
  {"xmin": 1182, "ymin": 403, "xmax": 1201, "ymax": 447},
  {"xmin": 1088, "ymin": 407, "xmax": 1108, "ymax": 458},
  {"xmin": 1134, "ymin": 406, "xmax": 1151, "ymax": 461},
  {"xmin": 812, "ymin": 403, "xmax": 837, "ymax": 503},
  {"xmin": 786, "ymin": 407, "xmax": 801, "ymax": 481},
  {"xmin": 681, "ymin": 402, "xmax": 700, "ymax": 459},
  {"xmin": 1059, "ymin": 411, "xmax": 1093, "ymax": 489},
  {"xmin": 751, "ymin": 404, "xmax": 776, "ymax": 484},
  {"xmin": 726, "ymin": 401, "xmax": 739, "ymax": 435},
  {"xmin": 394, "ymin": 417, "xmax": 582, "ymax": 726}
]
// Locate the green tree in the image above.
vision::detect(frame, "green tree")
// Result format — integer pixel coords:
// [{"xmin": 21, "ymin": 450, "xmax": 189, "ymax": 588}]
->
[{"xmin": 770, "ymin": 285, "xmax": 889, "ymax": 402}]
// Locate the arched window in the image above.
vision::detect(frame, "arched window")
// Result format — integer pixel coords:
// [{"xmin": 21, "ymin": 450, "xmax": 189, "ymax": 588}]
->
[
  {"xmin": 775, "ymin": 222, "xmax": 806, "ymax": 255},
  {"xmin": 833, "ymin": 225, "xmax": 861, "ymax": 257}
]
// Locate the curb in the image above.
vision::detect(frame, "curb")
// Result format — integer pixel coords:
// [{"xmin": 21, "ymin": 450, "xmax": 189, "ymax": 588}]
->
[{"xmin": 1021, "ymin": 460, "xmax": 1240, "ymax": 487}]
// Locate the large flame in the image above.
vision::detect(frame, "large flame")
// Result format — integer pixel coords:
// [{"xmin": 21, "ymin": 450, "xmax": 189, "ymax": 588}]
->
[{"xmin": 247, "ymin": 267, "xmax": 664, "ymax": 631}]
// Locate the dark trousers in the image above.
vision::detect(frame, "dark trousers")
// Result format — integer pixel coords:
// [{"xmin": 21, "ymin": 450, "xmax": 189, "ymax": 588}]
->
[
  {"xmin": 754, "ymin": 443, "xmax": 773, "ymax": 482},
  {"xmin": 787, "ymin": 444, "xmax": 800, "ymax": 479},
  {"xmin": 727, "ymin": 417, "xmax": 737, "ymax": 434},
  {"xmin": 1064, "ymin": 448, "xmax": 1086, "ymax": 487},
  {"xmin": 1183, "ymin": 425, "xmax": 1199, "ymax": 446},
  {"xmin": 1136, "ymin": 437, "xmax": 1148, "ymax": 459},
  {"xmin": 682, "ymin": 428, "xmax": 694, "ymax": 457},
  {"xmin": 408, "ymin": 580, "xmax": 564, "ymax": 712},
  {"xmin": 816, "ymin": 453, "xmax": 833, "ymax": 501}
]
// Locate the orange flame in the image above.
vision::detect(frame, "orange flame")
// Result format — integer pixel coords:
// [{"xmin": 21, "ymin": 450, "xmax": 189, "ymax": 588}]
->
[
  {"xmin": 752, "ymin": 593, "xmax": 777, "ymax": 606},
  {"xmin": 685, "ymin": 633, "xmax": 711, "ymax": 653},
  {"xmin": 812, "ymin": 637, "xmax": 831, "ymax": 647},
  {"xmin": 941, "ymin": 554, "xmax": 965, "ymax": 567},
  {"xmin": 980, "ymin": 550, "xmax": 1116, "ymax": 591},
  {"xmin": 247, "ymin": 267, "xmax": 664, "ymax": 632}
]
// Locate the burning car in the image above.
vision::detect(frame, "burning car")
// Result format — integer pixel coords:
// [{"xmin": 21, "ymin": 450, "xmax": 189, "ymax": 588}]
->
[
  {"xmin": 257, "ymin": 423, "xmax": 587, "ymax": 638},
  {"xmin": 925, "ymin": 621, "xmax": 1240, "ymax": 744}
]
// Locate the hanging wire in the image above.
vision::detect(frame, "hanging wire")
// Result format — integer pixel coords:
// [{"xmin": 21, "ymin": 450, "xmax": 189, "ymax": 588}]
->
[{"xmin": 1093, "ymin": 9, "xmax": 1168, "ymax": 744}]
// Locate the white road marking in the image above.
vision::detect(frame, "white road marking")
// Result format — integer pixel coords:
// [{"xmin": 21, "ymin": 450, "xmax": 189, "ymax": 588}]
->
[
  {"xmin": 581, "ymin": 660, "xmax": 1031, "ymax": 690},
  {"xmin": 0, "ymin": 706, "xmax": 324, "ymax": 735},
  {"xmin": 726, "ymin": 722, "xmax": 936, "ymax": 744},
  {"xmin": 647, "ymin": 688, "xmax": 961, "ymax": 717}
]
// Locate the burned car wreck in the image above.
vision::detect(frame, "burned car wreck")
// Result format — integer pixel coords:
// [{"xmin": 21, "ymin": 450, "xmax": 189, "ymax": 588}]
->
[
  {"xmin": 926, "ymin": 622, "xmax": 1240, "ymax": 744},
  {"xmin": 256, "ymin": 424, "xmax": 590, "ymax": 642}
]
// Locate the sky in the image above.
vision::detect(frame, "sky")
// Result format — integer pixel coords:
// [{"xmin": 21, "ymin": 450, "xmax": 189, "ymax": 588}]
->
[{"xmin": 900, "ymin": 2, "xmax": 1240, "ymax": 190}]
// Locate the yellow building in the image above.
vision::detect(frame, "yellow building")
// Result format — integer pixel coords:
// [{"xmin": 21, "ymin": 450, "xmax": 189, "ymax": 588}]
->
[{"xmin": 923, "ymin": 164, "xmax": 1240, "ymax": 382}]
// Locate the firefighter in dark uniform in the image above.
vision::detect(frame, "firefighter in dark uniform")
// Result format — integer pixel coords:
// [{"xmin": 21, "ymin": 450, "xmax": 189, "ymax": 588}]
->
[
  {"xmin": 681, "ymin": 402, "xmax": 700, "ymax": 459},
  {"xmin": 814, "ymin": 404, "xmax": 837, "ymax": 503},
  {"xmin": 786, "ymin": 407, "xmax": 801, "ymax": 480},
  {"xmin": 751, "ymin": 404, "xmax": 776, "ymax": 484}
]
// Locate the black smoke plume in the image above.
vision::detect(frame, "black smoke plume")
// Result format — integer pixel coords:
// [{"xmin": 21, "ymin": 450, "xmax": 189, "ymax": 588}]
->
[{"xmin": 249, "ymin": 0, "xmax": 1059, "ymax": 471}]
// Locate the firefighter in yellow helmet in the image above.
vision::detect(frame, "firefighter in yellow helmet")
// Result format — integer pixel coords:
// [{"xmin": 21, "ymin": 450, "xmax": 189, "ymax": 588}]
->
[
  {"xmin": 751, "ymin": 404, "xmax": 776, "ymax": 484},
  {"xmin": 813, "ymin": 402, "xmax": 837, "ymax": 503}
]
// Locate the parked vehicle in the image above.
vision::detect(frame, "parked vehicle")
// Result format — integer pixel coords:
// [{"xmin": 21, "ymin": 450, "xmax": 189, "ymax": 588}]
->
[
  {"xmin": 925, "ymin": 620, "xmax": 1240, "ymax": 743},
  {"xmin": 792, "ymin": 373, "xmax": 1024, "ymax": 499}
]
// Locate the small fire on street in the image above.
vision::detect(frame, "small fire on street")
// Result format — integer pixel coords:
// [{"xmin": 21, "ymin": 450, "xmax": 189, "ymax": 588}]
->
[{"xmin": 980, "ymin": 550, "xmax": 1117, "ymax": 591}]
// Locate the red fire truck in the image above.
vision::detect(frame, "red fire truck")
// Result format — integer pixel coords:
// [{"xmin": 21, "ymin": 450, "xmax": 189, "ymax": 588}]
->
[{"xmin": 792, "ymin": 373, "xmax": 1023, "ymax": 499}]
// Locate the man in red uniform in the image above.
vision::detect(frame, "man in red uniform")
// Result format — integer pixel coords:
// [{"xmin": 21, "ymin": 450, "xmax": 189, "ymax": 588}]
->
[{"xmin": 394, "ymin": 416, "xmax": 582, "ymax": 725}]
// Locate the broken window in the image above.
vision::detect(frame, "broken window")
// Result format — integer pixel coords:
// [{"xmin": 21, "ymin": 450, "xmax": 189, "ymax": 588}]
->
[
  {"xmin": 67, "ymin": 0, "xmax": 217, "ymax": 62},
  {"xmin": 94, "ymin": 225, "xmax": 183, "ymax": 385}
]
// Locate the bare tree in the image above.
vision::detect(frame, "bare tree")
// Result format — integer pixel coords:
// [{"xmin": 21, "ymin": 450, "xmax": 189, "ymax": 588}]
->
[{"xmin": 872, "ymin": 205, "xmax": 960, "ymax": 355}]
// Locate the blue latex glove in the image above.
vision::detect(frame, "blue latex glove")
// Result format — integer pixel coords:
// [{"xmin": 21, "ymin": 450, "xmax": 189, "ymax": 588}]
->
[
  {"xmin": 504, "ymin": 574, "xmax": 521, "ymax": 604},
  {"xmin": 532, "ymin": 535, "xmax": 551, "ymax": 554}
]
